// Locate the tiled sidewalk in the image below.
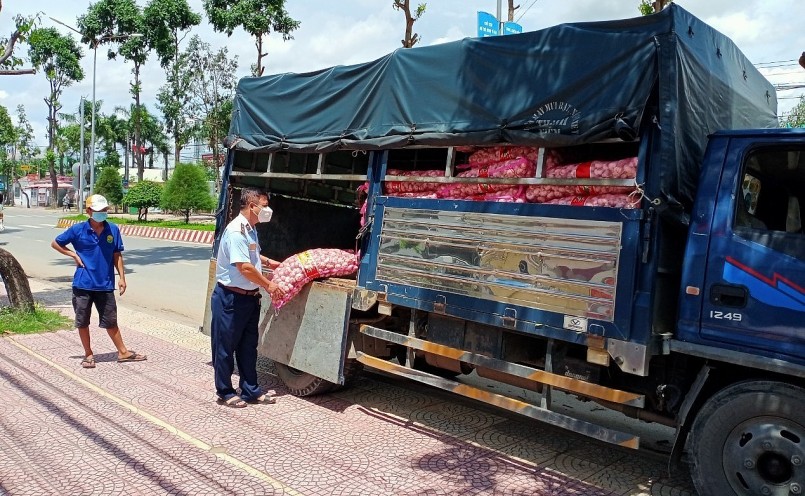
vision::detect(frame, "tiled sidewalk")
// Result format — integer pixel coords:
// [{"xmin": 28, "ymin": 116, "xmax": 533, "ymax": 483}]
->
[{"xmin": 0, "ymin": 280, "xmax": 697, "ymax": 495}]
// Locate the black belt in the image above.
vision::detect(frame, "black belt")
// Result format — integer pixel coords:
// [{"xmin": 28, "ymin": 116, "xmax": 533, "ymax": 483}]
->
[{"xmin": 218, "ymin": 282, "xmax": 261, "ymax": 297}]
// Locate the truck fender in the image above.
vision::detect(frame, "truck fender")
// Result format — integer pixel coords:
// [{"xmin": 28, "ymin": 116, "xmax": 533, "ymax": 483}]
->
[{"xmin": 669, "ymin": 364, "xmax": 712, "ymax": 474}]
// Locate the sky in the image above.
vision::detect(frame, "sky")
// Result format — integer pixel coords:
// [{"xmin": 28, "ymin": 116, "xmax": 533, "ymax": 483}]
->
[{"xmin": 1, "ymin": 0, "xmax": 804, "ymax": 160}]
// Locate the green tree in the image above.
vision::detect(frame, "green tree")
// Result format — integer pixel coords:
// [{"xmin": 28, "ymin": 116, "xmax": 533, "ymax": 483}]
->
[
  {"xmin": 0, "ymin": 4, "xmax": 39, "ymax": 76},
  {"xmin": 0, "ymin": 104, "xmax": 15, "ymax": 149},
  {"xmin": 28, "ymin": 27, "xmax": 84, "ymax": 206},
  {"xmin": 0, "ymin": 105, "xmax": 16, "ymax": 199},
  {"xmin": 14, "ymin": 105, "xmax": 37, "ymax": 162},
  {"xmin": 77, "ymin": 0, "xmax": 151, "ymax": 182},
  {"xmin": 783, "ymin": 96, "xmax": 805, "ymax": 128},
  {"xmin": 95, "ymin": 165, "xmax": 124, "ymax": 209},
  {"xmin": 161, "ymin": 163, "xmax": 214, "ymax": 223},
  {"xmin": 145, "ymin": 0, "xmax": 200, "ymax": 164},
  {"xmin": 639, "ymin": 0, "xmax": 668, "ymax": 15},
  {"xmin": 9, "ymin": 105, "xmax": 38, "ymax": 206},
  {"xmin": 393, "ymin": 1, "xmax": 426, "ymax": 48},
  {"xmin": 185, "ymin": 35, "xmax": 237, "ymax": 188},
  {"xmin": 203, "ymin": 0, "xmax": 299, "ymax": 77},
  {"xmin": 123, "ymin": 180, "xmax": 162, "ymax": 221}
]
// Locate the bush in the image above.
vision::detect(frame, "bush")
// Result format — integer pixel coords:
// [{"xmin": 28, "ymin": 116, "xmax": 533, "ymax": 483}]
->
[
  {"xmin": 124, "ymin": 181, "xmax": 162, "ymax": 221},
  {"xmin": 161, "ymin": 163, "xmax": 216, "ymax": 223},
  {"xmin": 95, "ymin": 166, "xmax": 124, "ymax": 208}
]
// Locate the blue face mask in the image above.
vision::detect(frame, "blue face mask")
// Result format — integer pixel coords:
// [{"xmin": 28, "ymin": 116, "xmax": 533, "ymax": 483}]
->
[{"xmin": 91, "ymin": 211, "xmax": 108, "ymax": 222}]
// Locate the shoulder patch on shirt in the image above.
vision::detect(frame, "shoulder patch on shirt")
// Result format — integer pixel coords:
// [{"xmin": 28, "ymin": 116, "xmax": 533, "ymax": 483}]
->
[{"xmin": 107, "ymin": 234, "xmax": 114, "ymax": 243}]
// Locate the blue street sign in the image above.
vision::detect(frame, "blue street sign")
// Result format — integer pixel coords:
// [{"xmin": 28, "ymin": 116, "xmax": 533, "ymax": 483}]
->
[
  {"xmin": 503, "ymin": 21, "xmax": 523, "ymax": 35},
  {"xmin": 0, "ymin": 181, "xmax": 5, "ymax": 190},
  {"xmin": 477, "ymin": 11, "xmax": 499, "ymax": 37}
]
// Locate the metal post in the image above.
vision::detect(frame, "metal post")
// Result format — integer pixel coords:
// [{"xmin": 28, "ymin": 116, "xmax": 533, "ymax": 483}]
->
[
  {"xmin": 89, "ymin": 41, "xmax": 98, "ymax": 195},
  {"xmin": 79, "ymin": 97, "xmax": 85, "ymax": 209},
  {"xmin": 497, "ymin": 0, "xmax": 503, "ymax": 34}
]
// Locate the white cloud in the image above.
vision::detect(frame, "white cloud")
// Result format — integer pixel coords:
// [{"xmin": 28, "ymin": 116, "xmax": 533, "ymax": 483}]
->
[{"xmin": 1, "ymin": 0, "xmax": 804, "ymax": 144}]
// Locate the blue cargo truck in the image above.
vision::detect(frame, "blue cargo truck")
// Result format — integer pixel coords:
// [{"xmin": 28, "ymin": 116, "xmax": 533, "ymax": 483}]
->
[{"xmin": 206, "ymin": 6, "xmax": 803, "ymax": 495}]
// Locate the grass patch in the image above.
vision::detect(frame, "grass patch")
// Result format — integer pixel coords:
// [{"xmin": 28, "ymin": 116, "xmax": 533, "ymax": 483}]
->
[
  {"xmin": 0, "ymin": 305, "xmax": 73, "ymax": 335},
  {"xmin": 62, "ymin": 214, "xmax": 215, "ymax": 231}
]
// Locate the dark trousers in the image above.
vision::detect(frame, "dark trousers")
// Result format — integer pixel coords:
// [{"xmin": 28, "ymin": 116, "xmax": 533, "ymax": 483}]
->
[{"xmin": 210, "ymin": 285, "xmax": 262, "ymax": 401}]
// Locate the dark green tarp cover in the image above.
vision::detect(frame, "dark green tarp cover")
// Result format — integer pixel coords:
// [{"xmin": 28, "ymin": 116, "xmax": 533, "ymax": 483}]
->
[{"xmin": 227, "ymin": 4, "xmax": 776, "ymax": 209}]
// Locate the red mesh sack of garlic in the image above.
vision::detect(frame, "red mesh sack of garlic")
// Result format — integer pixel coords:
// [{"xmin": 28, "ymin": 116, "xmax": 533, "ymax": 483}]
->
[
  {"xmin": 468, "ymin": 146, "xmax": 540, "ymax": 166},
  {"xmin": 545, "ymin": 193, "xmax": 641, "ymax": 209},
  {"xmin": 525, "ymin": 185, "xmax": 634, "ymax": 203},
  {"xmin": 384, "ymin": 169, "xmax": 443, "ymax": 194},
  {"xmin": 545, "ymin": 157, "xmax": 638, "ymax": 179},
  {"xmin": 436, "ymin": 157, "xmax": 535, "ymax": 199},
  {"xmin": 272, "ymin": 249, "xmax": 359, "ymax": 309}
]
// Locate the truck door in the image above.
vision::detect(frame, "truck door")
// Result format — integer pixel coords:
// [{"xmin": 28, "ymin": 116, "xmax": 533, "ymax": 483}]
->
[{"xmin": 701, "ymin": 142, "xmax": 805, "ymax": 360}]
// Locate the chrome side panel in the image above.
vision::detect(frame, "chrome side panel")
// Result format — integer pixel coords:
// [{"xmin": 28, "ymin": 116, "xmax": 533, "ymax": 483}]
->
[{"xmin": 375, "ymin": 207, "xmax": 622, "ymax": 322}]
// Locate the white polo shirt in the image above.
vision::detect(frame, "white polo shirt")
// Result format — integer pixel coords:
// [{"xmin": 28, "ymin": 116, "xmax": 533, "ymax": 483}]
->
[{"xmin": 215, "ymin": 213, "xmax": 263, "ymax": 290}]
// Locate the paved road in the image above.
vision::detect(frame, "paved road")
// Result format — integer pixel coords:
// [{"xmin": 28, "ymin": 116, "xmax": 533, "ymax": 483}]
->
[
  {"xmin": 0, "ymin": 206, "xmax": 210, "ymax": 327},
  {"xmin": 0, "ymin": 278, "xmax": 698, "ymax": 495},
  {"xmin": 0, "ymin": 208, "xmax": 699, "ymax": 495}
]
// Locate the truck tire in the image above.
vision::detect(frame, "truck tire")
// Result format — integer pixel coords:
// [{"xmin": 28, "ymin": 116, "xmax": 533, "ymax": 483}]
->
[
  {"xmin": 275, "ymin": 363, "xmax": 336, "ymax": 396},
  {"xmin": 689, "ymin": 380, "xmax": 805, "ymax": 496}
]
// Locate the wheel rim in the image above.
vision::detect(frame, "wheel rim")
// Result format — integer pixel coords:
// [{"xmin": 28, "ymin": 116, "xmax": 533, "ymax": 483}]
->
[{"xmin": 722, "ymin": 415, "xmax": 804, "ymax": 496}]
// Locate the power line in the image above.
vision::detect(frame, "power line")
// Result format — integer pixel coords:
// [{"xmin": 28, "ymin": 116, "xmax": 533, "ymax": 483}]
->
[
  {"xmin": 515, "ymin": 0, "xmax": 540, "ymax": 23},
  {"xmin": 755, "ymin": 59, "xmax": 798, "ymax": 66}
]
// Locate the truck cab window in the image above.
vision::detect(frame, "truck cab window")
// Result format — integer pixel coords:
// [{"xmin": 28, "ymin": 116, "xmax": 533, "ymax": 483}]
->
[{"xmin": 733, "ymin": 147, "xmax": 805, "ymax": 260}]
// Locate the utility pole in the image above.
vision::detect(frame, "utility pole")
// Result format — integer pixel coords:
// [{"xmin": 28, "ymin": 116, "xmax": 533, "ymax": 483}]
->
[
  {"xmin": 79, "ymin": 97, "xmax": 85, "ymax": 209},
  {"xmin": 497, "ymin": 0, "xmax": 503, "ymax": 35}
]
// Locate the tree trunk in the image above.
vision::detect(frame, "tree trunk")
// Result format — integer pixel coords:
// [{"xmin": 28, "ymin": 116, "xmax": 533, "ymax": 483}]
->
[
  {"xmin": 0, "ymin": 249, "xmax": 35, "ymax": 312},
  {"xmin": 134, "ymin": 64, "xmax": 144, "ymax": 182},
  {"xmin": 508, "ymin": 0, "xmax": 519, "ymax": 21},
  {"xmin": 49, "ymin": 158, "xmax": 58, "ymax": 208}
]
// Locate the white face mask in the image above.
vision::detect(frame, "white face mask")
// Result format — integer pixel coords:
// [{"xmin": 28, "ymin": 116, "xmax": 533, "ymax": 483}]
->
[{"xmin": 255, "ymin": 206, "xmax": 273, "ymax": 224}]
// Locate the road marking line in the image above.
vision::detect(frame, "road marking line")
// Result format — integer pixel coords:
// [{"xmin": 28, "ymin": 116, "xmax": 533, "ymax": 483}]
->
[
  {"xmin": 7, "ymin": 337, "xmax": 304, "ymax": 496},
  {"xmin": 19, "ymin": 224, "xmax": 44, "ymax": 229}
]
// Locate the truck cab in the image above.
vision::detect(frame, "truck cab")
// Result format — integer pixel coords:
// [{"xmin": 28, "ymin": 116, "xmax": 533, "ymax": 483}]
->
[{"xmin": 677, "ymin": 130, "xmax": 805, "ymax": 364}]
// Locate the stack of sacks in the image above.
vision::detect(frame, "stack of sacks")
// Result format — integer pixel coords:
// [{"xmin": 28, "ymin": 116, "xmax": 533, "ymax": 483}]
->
[
  {"xmin": 526, "ymin": 156, "xmax": 638, "ymax": 208},
  {"xmin": 436, "ymin": 157, "xmax": 535, "ymax": 199},
  {"xmin": 272, "ymin": 249, "xmax": 359, "ymax": 309},
  {"xmin": 468, "ymin": 146, "xmax": 540, "ymax": 166},
  {"xmin": 384, "ymin": 169, "xmax": 442, "ymax": 195}
]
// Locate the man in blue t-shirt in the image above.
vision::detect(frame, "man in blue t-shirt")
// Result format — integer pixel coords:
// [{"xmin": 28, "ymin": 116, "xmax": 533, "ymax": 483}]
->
[{"xmin": 52, "ymin": 194, "xmax": 147, "ymax": 369}]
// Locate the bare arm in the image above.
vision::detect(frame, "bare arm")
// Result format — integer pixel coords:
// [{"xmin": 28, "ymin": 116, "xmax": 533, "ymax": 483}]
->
[
  {"xmin": 51, "ymin": 240, "xmax": 84, "ymax": 267},
  {"xmin": 113, "ymin": 252, "xmax": 126, "ymax": 295},
  {"xmin": 235, "ymin": 262, "xmax": 284, "ymax": 300},
  {"xmin": 259, "ymin": 255, "xmax": 281, "ymax": 270}
]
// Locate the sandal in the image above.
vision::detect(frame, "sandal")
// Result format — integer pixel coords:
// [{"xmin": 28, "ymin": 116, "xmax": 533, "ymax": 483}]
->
[
  {"xmin": 217, "ymin": 396, "xmax": 248, "ymax": 409},
  {"xmin": 245, "ymin": 393, "xmax": 276, "ymax": 405},
  {"xmin": 81, "ymin": 356, "xmax": 96, "ymax": 369},
  {"xmin": 118, "ymin": 351, "xmax": 147, "ymax": 363}
]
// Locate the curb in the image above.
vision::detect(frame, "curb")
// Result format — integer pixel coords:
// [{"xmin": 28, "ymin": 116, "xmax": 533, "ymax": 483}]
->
[{"xmin": 56, "ymin": 219, "xmax": 214, "ymax": 245}]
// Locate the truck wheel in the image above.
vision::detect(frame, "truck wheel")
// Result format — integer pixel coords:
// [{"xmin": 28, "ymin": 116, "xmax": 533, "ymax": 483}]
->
[
  {"xmin": 275, "ymin": 363, "xmax": 336, "ymax": 396},
  {"xmin": 689, "ymin": 381, "xmax": 805, "ymax": 496}
]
